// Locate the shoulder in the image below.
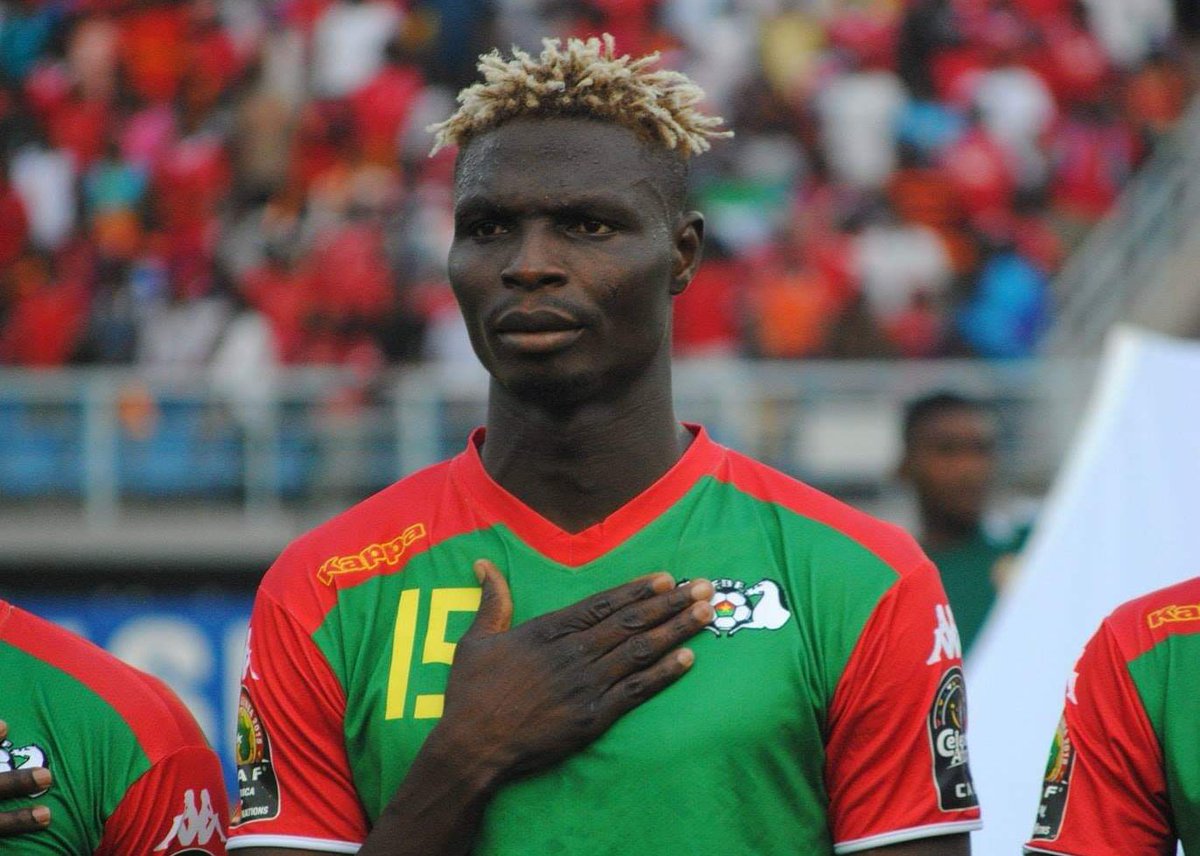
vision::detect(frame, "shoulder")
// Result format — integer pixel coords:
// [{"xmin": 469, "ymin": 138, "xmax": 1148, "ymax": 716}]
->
[
  {"xmin": 1102, "ymin": 576, "xmax": 1200, "ymax": 661},
  {"xmin": 1, "ymin": 605, "xmax": 211, "ymax": 765},
  {"xmin": 257, "ymin": 458, "xmax": 459, "ymax": 630},
  {"xmin": 711, "ymin": 446, "xmax": 930, "ymax": 580}
]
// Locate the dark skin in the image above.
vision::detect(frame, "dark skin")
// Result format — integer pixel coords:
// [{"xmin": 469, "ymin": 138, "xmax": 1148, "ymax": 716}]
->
[
  {"xmin": 0, "ymin": 721, "xmax": 52, "ymax": 838},
  {"xmin": 901, "ymin": 407, "xmax": 998, "ymax": 552},
  {"xmin": 243, "ymin": 117, "xmax": 968, "ymax": 856}
]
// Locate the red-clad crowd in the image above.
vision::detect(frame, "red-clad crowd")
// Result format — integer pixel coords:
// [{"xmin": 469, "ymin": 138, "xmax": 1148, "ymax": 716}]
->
[{"xmin": 0, "ymin": 0, "xmax": 1193, "ymax": 376}]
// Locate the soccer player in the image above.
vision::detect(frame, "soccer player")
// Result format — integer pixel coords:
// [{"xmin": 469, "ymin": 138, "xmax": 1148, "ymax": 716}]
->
[
  {"xmin": 0, "ymin": 598, "xmax": 229, "ymax": 854},
  {"xmin": 1025, "ymin": 576, "xmax": 1200, "ymax": 854},
  {"xmin": 899, "ymin": 392, "xmax": 1029, "ymax": 654},
  {"xmin": 229, "ymin": 36, "xmax": 980, "ymax": 856}
]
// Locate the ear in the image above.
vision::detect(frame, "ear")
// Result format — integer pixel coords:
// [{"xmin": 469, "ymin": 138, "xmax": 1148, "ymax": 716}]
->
[{"xmin": 670, "ymin": 212, "xmax": 705, "ymax": 296}]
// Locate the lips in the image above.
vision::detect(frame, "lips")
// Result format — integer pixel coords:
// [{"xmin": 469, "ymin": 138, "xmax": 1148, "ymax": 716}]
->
[{"xmin": 493, "ymin": 308, "xmax": 585, "ymax": 354}]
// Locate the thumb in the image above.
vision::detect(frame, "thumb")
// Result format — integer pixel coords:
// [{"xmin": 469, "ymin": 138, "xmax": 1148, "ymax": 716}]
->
[{"xmin": 469, "ymin": 559, "xmax": 513, "ymax": 635}]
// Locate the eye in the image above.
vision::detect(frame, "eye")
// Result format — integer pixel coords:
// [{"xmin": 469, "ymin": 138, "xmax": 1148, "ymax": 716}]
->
[
  {"xmin": 468, "ymin": 221, "xmax": 509, "ymax": 238},
  {"xmin": 567, "ymin": 219, "xmax": 616, "ymax": 236}
]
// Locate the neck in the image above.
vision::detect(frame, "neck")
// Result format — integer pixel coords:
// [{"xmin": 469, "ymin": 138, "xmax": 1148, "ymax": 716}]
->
[
  {"xmin": 481, "ymin": 356, "xmax": 689, "ymax": 533},
  {"xmin": 919, "ymin": 508, "xmax": 982, "ymax": 551}
]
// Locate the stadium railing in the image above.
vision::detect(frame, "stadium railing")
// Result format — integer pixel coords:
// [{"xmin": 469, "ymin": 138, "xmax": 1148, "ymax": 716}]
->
[{"xmin": 0, "ymin": 359, "xmax": 1092, "ymax": 566}]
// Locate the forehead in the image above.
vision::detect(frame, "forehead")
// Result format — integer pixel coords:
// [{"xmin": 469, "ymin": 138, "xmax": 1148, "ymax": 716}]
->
[
  {"xmin": 913, "ymin": 408, "xmax": 997, "ymax": 444},
  {"xmin": 454, "ymin": 118, "xmax": 665, "ymax": 210}
]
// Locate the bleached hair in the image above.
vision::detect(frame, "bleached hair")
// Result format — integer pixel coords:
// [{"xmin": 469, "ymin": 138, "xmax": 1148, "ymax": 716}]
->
[{"xmin": 429, "ymin": 34, "xmax": 732, "ymax": 158}]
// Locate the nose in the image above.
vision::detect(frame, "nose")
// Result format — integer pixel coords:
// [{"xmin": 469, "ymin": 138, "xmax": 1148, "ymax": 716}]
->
[{"xmin": 501, "ymin": 224, "xmax": 567, "ymax": 290}]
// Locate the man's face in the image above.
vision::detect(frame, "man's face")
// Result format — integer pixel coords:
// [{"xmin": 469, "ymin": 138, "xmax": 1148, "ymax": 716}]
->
[
  {"xmin": 448, "ymin": 117, "xmax": 699, "ymax": 404},
  {"xmin": 903, "ymin": 408, "xmax": 998, "ymax": 529}
]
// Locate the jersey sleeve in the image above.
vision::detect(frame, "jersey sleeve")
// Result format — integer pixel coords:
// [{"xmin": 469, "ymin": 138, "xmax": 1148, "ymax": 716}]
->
[
  {"xmin": 96, "ymin": 745, "xmax": 230, "ymax": 855},
  {"xmin": 1024, "ymin": 621, "xmax": 1173, "ymax": 856},
  {"xmin": 824, "ymin": 560, "xmax": 982, "ymax": 853},
  {"xmin": 226, "ymin": 590, "xmax": 369, "ymax": 852}
]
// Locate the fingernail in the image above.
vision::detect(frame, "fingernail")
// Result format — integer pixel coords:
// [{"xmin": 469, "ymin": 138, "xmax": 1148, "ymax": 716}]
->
[
  {"xmin": 676, "ymin": 648, "xmax": 695, "ymax": 668},
  {"xmin": 473, "ymin": 560, "xmax": 488, "ymax": 583},
  {"xmin": 690, "ymin": 579, "xmax": 713, "ymax": 600},
  {"xmin": 692, "ymin": 602, "xmax": 714, "ymax": 623},
  {"xmin": 649, "ymin": 573, "xmax": 674, "ymax": 593},
  {"xmin": 32, "ymin": 806, "xmax": 50, "ymax": 825},
  {"xmin": 32, "ymin": 768, "xmax": 52, "ymax": 788}
]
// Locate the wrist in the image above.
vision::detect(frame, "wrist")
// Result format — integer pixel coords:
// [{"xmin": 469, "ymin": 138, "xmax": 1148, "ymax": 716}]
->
[{"xmin": 410, "ymin": 721, "xmax": 508, "ymax": 802}]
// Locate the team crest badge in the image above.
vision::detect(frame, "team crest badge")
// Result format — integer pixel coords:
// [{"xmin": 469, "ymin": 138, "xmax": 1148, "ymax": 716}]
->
[
  {"xmin": 0, "ymin": 737, "xmax": 49, "ymax": 797},
  {"xmin": 704, "ymin": 578, "xmax": 791, "ymax": 637}
]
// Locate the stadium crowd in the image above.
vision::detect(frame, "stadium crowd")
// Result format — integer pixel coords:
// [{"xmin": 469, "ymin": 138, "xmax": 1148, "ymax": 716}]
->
[{"xmin": 0, "ymin": 0, "xmax": 1193, "ymax": 377}]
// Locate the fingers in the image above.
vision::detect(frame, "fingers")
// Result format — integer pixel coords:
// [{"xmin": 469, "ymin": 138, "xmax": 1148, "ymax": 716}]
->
[
  {"xmin": 584, "ymin": 578, "xmax": 713, "ymax": 654},
  {"xmin": 594, "ymin": 647, "xmax": 697, "ymax": 729},
  {"xmin": 0, "ymin": 767, "xmax": 52, "ymax": 801},
  {"xmin": 0, "ymin": 804, "xmax": 51, "ymax": 838},
  {"xmin": 594, "ymin": 593, "xmax": 713, "ymax": 678},
  {"xmin": 468, "ymin": 559, "xmax": 513, "ymax": 636},
  {"xmin": 539, "ymin": 573, "xmax": 677, "ymax": 639}
]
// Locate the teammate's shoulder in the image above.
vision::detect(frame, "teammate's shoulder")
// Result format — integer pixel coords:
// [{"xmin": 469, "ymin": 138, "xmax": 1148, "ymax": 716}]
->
[
  {"xmin": 1102, "ymin": 576, "xmax": 1200, "ymax": 656},
  {"xmin": 1, "ymin": 604, "xmax": 211, "ymax": 763},
  {"xmin": 714, "ymin": 446, "xmax": 929, "ymax": 577}
]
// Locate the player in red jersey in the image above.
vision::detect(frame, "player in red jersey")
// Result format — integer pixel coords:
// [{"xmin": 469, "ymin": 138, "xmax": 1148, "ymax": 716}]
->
[
  {"xmin": 0, "ymin": 599, "xmax": 229, "ymax": 854},
  {"xmin": 1026, "ymin": 576, "xmax": 1200, "ymax": 855},
  {"xmin": 232, "ymin": 35, "xmax": 976, "ymax": 856}
]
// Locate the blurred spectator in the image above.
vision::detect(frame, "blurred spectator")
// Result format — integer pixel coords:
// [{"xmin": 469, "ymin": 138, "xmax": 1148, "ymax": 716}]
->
[
  {"xmin": 312, "ymin": 0, "xmax": 403, "ymax": 98},
  {"xmin": 0, "ymin": 0, "xmax": 1192, "ymax": 373},
  {"xmin": 899, "ymin": 391, "xmax": 1032, "ymax": 655}
]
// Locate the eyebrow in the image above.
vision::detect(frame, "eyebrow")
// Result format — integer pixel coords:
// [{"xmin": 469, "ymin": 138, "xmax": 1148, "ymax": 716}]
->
[{"xmin": 454, "ymin": 191, "xmax": 647, "ymax": 220}]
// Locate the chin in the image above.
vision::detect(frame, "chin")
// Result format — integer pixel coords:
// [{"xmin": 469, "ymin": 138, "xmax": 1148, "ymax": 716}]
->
[{"xmin": 494, "ymin": 365, "xmax": 602, "ymax": 408}]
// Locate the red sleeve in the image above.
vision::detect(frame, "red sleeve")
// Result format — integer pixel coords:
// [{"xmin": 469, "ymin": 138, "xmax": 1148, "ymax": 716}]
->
[
  {"xmin": 96, "ymin": 745, "xmax": 230, "ymax": 855},
  {"xmin": 825, "ymin": 561, "xmax": 983, "ymax": 853},
  {"xmin": 226, "ymin": 590, "xmax": 368, "ymax": 852},
  {"xmin": 1024, "ymin": 621, "xmax": 1173, "ymax": 856}
]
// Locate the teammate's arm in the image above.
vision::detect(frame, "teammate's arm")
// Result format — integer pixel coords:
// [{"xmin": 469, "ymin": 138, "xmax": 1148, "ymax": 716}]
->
[
  {"xmin": 859, "ymin": 834, "xmax": 970, "ymax": 854},
  {"xmin": 236, "ymin": 560, "xmax": 714, "ymax": 856},
  {"xmin": 0, "ymin": 720, "xmax": 52, "ymax": 838}
]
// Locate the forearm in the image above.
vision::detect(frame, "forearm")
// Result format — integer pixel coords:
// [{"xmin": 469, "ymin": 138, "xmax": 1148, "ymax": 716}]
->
[{"xmin": 357, "ymin": 725, "xmax": 503, "ymax": 856}]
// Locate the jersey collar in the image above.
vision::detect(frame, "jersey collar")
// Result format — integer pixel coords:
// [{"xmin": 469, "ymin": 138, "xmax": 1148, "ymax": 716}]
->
[{"xmin": 450, "ymin": 423, "xmax": 724, "ymax": 567}]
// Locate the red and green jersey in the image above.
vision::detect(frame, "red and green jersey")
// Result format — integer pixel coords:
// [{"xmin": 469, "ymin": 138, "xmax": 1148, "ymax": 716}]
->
[
  {"xmin": 228, "ymin": 426, "xmax": 981, "ymax": 854},
  {"xmin": 1026, "ymin": 576, "xmax": 1200, "ymax": 855},
  {"xmin": 0, "ymin": 600, "xmax": 229, "ymax": 855}
]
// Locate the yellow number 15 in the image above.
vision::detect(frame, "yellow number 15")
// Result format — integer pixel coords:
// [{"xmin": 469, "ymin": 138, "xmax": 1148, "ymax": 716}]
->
[{"xmin": 385, "ymin": 587, "xmax": 481, "ymax": 720}]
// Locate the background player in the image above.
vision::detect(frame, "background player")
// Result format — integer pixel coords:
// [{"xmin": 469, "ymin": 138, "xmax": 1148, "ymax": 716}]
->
[
  {"xmin": 899, "ymin": 392, "xmax": 1030, "ymax": 654},
  {"xmin": 1025, "ymin": 575, "xmax": 1200, "ymax": 854},
  {"xmin": 0, "ymin": 598, "xmax": 229, "ymax": 854},
  {"xmin": 229, "ymin": 35, "xmax": 979, "ymax": 856}
]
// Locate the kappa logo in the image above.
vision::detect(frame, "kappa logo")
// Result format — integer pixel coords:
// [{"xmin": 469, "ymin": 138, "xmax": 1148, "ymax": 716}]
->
[
  {"xmin": 317, "ymin": 523, "xmax": 427, "ymax": 585},
  {"xmin": 154, "ymin": 788, "xmax": 227, "ymax": 853},
  {"xmin": 704, "ymin": 578, "xmax": 791, "ymax": 637},
  {"xmin": 1145, "ymin": 602, "xmax": 1200, "ymax": 629},
  {"xmin": 925, "ymin": 603, "xmax": 963, "ymax": 665},
  {"xmin": 0, "ymin": 738, "xmax": 49, "ymax": 797}
]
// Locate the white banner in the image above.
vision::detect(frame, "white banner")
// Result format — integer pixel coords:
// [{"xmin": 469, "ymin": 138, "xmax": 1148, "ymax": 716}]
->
[{"xmin": 968, "ymin": 327, "xmax": 1200, "ymax": 855}]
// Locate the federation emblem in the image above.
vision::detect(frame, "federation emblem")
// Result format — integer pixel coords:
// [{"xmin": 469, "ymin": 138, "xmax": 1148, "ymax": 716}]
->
[
  {"xmin": 704, "ymin": 578, "xmax": 791, "ymax": 637},
  {"xmin": 1030, "ymin": 715, "xmax": 1075, "ymax": 840},
  {"xmin": 927, "ymin": 666, "xmax": 978, "ymax": 811},
  {"xmin": 0, "ymin": 737, "xmax": 49, "ymax": 797},
  {"xmin": 234, "ymin": 688, "xmax": 280, "ymax": 823}
]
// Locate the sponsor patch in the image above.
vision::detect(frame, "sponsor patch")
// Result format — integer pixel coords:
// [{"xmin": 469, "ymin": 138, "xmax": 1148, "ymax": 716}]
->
[
  {"xmin": 154, "ymin": 788, "xmax": 227, "ymax": 854},
  {"xmin": 700, "ymin": 578, "xmax": 792, "ymax": 637},
  {"xmin": 0, "ymin": 737, "xmax": 50, "ymax": 797},
  {"xmin": 927, "ymin": 666, "xmax": 978, "ymax": 811},
  {"xmin": 1030, "ymin": 715, "xmax": 1075, "ymax": 840},
  {"xmin": 1145, "ymin": 602, "xmax": 1200, "ymax": 629},
  {"xmin": 234, "ymin": 688, "xmax": 280, "ymax": 823},
  {"xmin": 317, "ymin": 523, "xmax": 427, "ymax": 585}
]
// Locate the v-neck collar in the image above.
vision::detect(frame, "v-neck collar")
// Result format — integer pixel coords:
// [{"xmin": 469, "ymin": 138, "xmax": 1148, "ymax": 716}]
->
[{"xmin": 450, "ymin": 423, "xmax": 724, "ymax": 567}]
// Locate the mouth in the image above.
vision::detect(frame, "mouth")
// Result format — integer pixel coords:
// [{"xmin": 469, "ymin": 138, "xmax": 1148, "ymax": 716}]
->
[{"xmin": 493, "ymin": 309, "xmax": 585, "ymax": 354}]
